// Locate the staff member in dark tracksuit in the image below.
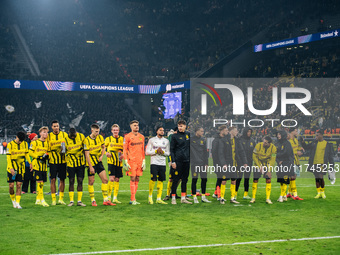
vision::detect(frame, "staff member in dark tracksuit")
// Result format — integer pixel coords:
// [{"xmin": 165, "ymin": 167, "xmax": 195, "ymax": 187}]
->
[{"xmin": 190, "ymin": 127, "xmax": 210, "ymax": 204}]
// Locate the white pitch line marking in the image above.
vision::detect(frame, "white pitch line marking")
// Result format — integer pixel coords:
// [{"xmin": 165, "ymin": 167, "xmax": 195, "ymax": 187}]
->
[{"xmin": 50, "ymin": 235, "xmax": 340, "ymax": 255}]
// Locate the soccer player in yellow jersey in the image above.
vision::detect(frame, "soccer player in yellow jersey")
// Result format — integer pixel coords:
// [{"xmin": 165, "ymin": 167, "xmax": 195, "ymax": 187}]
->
[
  {"xmin": 105, "ymin": 124, "xmax": 124, "ymax": 204},
  {"xmin": 251, "ymin": 136, "xmax": 277, "ymax": 204},
  {"xmin": 287, "ymin": 127, "xmax": 304, "ymax": 200},
  {"xmin": 65, "ymin": 128, "xmax": 86, "ymax": 207},
  {"xmin": 84, "ymin": 124, "xmax": 115, "ymax": 206},
  {"xmin": 47, "ymin": 120, "xmax": 67, "ymax": 205},
  {"xmin": 301, "ymin": 130, "xmax": 334, "ymax": 199},
  {"xmin": 7, "ymin": 131, "xmax": 32, "ymax": 209},
  {"xmin": 30, "ymin": 126, "xmax": 49, "ymax": 207}
]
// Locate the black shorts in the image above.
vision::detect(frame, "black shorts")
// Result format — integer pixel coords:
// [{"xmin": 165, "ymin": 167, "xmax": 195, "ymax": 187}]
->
[
  {"xmin": 216, "ymin": 165, "xmax": 238, "ymax": 180},
  {"xmin": 87, "ymin": 162, "xmax": 105, "ymax": 176},
  {"xmin": 108, "ymin": 164, "xmax": 123, "ymax": 178},
  {"xmin": 67, "ymin": 166, "xmax": 85, "ymax": 179},
  {"xmin": 7, "ymin": 171, "xmax": 24, "ymax": 183},
  {"xmin": 253, "ymin": 167, "xmax": 271, "ymax": 180},
  {"xmin": 150, "ymin": 165, "xmax": 166, "ymax": 181},
  {"xmin": 49, "ymin": 163, "xmax": 67, "ymax": 180},
  {"xmin": 308, "ymin": 164, "xmax": 328, "ymax": 176},
  {"xmin": 33, "ymin": 170, "xmax": 47, "ymax": 182},
  {"xmin": 169, "ymin": 166, "xmax": 175, "ymax": 179},
  {"xmin": 191, "ymin": 165, "xmax": 208, "ymax": 179}
]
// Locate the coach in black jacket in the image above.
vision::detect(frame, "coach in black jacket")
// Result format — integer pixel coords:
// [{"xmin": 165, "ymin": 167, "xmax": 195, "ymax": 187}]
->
[
  {"xmin": 170, "ymin": 120, "xmax": 191, "ymax": 204},
  {"xmin": 301, "ymin": 129, "xmax": 334, "ymax": 199}
]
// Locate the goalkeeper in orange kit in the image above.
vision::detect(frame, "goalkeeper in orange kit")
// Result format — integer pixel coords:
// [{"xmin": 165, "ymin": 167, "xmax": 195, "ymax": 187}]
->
[{"xmin": 123, "ymin": 120, "xmax": 145, "ymax": 205}]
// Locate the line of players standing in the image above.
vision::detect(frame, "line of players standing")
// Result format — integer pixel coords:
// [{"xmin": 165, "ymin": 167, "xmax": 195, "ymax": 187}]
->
[{"xmin": 6, "ymin": 118, "xmax": 335, "ymax": 209}]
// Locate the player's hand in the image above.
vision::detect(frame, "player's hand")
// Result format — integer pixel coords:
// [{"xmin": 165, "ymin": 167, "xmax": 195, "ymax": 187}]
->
[
  {"xmin": 157, "ymin": 148, "xmax": 164, "ymax": 154},
  {"xmin": 142, "ymin": 159, "xmax": 146, "ymax": 171},
  {"xmin": 106, "ymin": 152, "xmax": 111, "ymax": 158},
  {"xmin": 297, "ymin": 151, "xmax": 303, "ymax": 157},
  {"xmin": 124, "ymin": 160, "xmax": 131, "ymax": 170},
  {"xmin": 99, "ymin": 155, "xmax": 103, "ymax": 162},
  {"xmin": 172, "ymin": 162, "xmax": 176, "ymax": 169},
  {"xmin": 119, "ymin": 152, "xmax": 124, "ymax": 160},
  {"xmin": 90, "ymin": 166, "xmax": 95, "ymax": 174},
  {"xmin": 266, "ymin": 172, "xmax": 272, "ymax": 179},
  {"xmin": 29, "ymin": 164, "xmax": 33, "ymax": 171},
  {"xmin": 260, "ymin": 166, "xmax": 264, "ymax": 174},
  {"xmin": 10, "ymin": 168, "xmax": 15, "ymax": 176},
  {"xmin": 279, "ymin": 161, "xmax": 283, "ymax": 165}
]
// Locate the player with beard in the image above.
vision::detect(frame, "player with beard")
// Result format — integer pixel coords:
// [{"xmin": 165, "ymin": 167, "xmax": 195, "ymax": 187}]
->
[{"xmin": 146, "ymin": 126, "xmax": 170, "ymax": 204}]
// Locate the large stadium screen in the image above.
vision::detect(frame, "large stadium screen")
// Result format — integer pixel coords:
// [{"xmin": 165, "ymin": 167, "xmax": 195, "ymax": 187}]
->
[{"xmin": 162, "ymin": 92, "xmax": 182, "ymax": 119}]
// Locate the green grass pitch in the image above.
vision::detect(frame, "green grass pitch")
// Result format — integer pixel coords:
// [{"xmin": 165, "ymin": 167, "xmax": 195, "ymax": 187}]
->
[{"xmin": 0, "ymin": 154, "xmax": 339, "ymax": 255}]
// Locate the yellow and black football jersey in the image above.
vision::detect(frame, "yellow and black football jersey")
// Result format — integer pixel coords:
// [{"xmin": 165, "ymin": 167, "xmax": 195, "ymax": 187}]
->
[
  {"xmin": 6, "ymin": 140, "xmax": 31, "ymax": 175},
  {"xmin": 105, "ymin": 135, "xmax": 123, "ymax": 167},
  {"xmin": 29, "ymin": 139, "xmax": 49, "ymax": 172},
  {"xmin": 289, "ymin": 137, "xmax": 302, "ymax": 165},
  {"xmin": 84, "ymin": 135, "xmax": 104, "ymax": 166},
  {"xmin": 231, "ymin": 138, "xmax": 237, "ymax": 166},
  {"xmin": 253, "ymin": 142, "xmax": 277, "ymax": 168},
  {"xmin": 47, "ymin": 131, "xmax": 67, "ymax": 164},
  {"xmin": 65, "ymin": 132, "xmax": 85, "ymax": 168}
]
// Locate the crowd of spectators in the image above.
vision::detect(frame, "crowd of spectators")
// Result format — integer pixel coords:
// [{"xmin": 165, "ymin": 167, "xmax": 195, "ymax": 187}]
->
[
  {"xmin": 0, "ymin": 89, "xmax": 150, "ymax": 138},
  {"xmin": 0, "ymin": 0, "xmax": 315, "ymax": 85}
]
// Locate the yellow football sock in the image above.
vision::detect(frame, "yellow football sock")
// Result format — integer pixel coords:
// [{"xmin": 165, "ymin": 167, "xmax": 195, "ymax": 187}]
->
[
  {"xmin": 36, "ymin": 184, "xmax": 41, "ymax": 201},
  {"xmin": 280, "ymin": 183, "xmax": 287, "ymax": 196},
  {"xmin": 320, "ymin": 187, "xmax": 325, "ymax": 193},
  {"xmin": 149, "ymin": 180, "xmax": 155, "ymax": 196},
  {"xmin": 88, "ymin": 185, "xmax": 95, "ymax": 202},
  {"xmin": 59, "ymin": 192, "xmax": 64, "ymax": 201},
  {"xmin": 39, "ymin": 183, "xmax": 44, "ymax": 200},
  {"xmin": 102, "ymin": 183, "xmax": 108, "ymax": 201},
  {"xmin": 230, "ymin": 184, "xmax": 236, "ymax": 199},
  {"xmin": 10, "ymin": 193, "xmax": 15, "ymax": 201},
  {"xmin": 290, "ymin": 180, "xmax": 297, "ymax": 196},
  {"xmin": 16, "ymin": 195, "xmax": 21, "ymax": 204},
  {"xmin": 113, "ymin": 182, "xmax": 119, "ymax": 198},
  {"xmin": 288, "ymin": 183, "xmax": 292, "ymax": 194},
  {"xmin": 108, "ymin": 181, "xmax": 114, "ymax": 197},
  {"xmin": 316, "ymin": 187, "xmax": 321, "ymax": 194},
  {"xmin": 157, "ymin": 181, "xmax": 163, "ymax": 199},
  {"xmin": 244, "ymin": 191, "xmax": 248, "ymax": 197},
  {"xmin": 283, "ymin": 183, "xmax": 287, "ymax": 196},
  {"xmin": 77, "ymin": 191, "xmax": 83, "ymax": 202},
  {"xmin": 252, "ymin": 183, "xmax": 258, "ymax": 199},
  {"xmin": 220, "ymin": 184, "xmax": 226, "ymax": 199},
  {"xmin": 167, "ymin": 181, "xmax": 172, "ymax": 196},
  {"xmin": 51, "ymin": 193, "xmax": 56, "ymax": 202},
  {"xmin": 266, "ymin": 183, "xmax": 271, "ymax": 200},
  {"xmin": 69, "ymin": 191, "xmax": 74, "ymax": 202}
]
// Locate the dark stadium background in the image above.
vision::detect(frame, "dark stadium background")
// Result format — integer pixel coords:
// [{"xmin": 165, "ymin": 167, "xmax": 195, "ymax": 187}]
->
[{"xmin": 0, "ymin": 0, "xmax": 339, "ymax": 151}]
